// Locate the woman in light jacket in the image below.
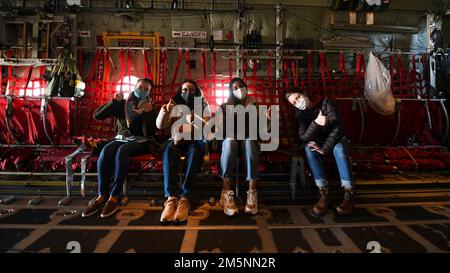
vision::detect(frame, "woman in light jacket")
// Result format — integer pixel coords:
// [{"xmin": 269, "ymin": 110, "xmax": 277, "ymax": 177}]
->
[{"xmin": 156, "ymin": 79, "xmax": 210, "ymax": 223}]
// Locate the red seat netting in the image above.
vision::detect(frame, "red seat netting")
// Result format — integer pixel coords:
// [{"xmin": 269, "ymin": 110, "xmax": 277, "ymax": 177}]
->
[{"xmin": 0, "ymin": 49, "xmax": 448, "ymax": 173}]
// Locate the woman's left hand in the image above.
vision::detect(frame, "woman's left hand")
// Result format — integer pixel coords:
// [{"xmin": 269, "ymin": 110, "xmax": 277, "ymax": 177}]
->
[
  {"xmin": 143, "ymin": 102, "xmax": 154, "ymax": 112},
  {"xmin": 133, "ymin": 102, "xmax": 154, "ymax": 115}
]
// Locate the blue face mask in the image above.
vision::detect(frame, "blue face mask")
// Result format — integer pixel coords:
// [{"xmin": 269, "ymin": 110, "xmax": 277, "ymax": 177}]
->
[{"xmin": 134, "ymin": 88, "xmax": 149, "ymax": 99}]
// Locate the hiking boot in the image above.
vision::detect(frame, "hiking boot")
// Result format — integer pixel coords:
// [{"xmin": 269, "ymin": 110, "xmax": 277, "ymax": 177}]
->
[
  {"xmin": 311, "ymin": 187, "xmax": 329, "ymax": 217},
  {"xmin": 160, "ymin": 196, "xmax": 178, "ymax": 223},
  {"xmin": 244, "ymin": 189, "xmax": 258, "ymax": 215},
  {"xmin": 174, "ymin": 197, "xmax": 190, "ymax": 222},
  {"xmin": 336, "ymin": 188, "xmax": 355, "ymax": 216},
  {"xmin": 220, "ymin": 190, "xmax": 239, "ymax": 216}
]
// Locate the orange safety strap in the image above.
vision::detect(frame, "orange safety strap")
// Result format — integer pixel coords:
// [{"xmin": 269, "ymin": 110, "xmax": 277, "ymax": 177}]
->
[
  {"xmin": 172, "ymin": 49, "xmax": 183, "ymax": 84},
  {"xmin": 228, "ymin": 50, "xmax": 233, "ymax": 81}
]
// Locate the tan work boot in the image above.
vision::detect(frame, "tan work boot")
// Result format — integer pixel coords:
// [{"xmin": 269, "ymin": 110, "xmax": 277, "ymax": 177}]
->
[
  {"xmin": 311, "ymin": 187, "xmax": 329, "ymax": 217},
  {"xmin": 160, "ymin": 196, "xmax": 178, "ymax": 223},
  {"xmin": 174, "ymin": 197, "xmax": 190, "ymax": 222},
  {"xmin": 220, "ymin": 190, "xmax": 239, "ymax": 216},
  {"xmin": 336, "ymin": 188, "xmax": 355, "ymax": 216},
  {"xmin": 244, "ymin": 189, "xmax": 258, "ymax": 215}
]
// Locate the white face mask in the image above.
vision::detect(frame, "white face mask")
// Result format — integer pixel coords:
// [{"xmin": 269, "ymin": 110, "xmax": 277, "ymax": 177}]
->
[
  {"xmin": 295, "ymin": 97, "xmax": 310, "ymax": 110},
  {"xmin": 233, "ymin": 87, "xmax": 247, "ymax": 100}
]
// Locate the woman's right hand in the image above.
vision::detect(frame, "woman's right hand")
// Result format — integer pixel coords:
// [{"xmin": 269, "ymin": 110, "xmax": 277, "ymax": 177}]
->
[
  {"xmin": 114, "ymin": 92, "xmax": 124, "ymax": 101},
  {"xmin": 163, "ymin": 99, "xmax": 175, "ymax": 112},
  {"xmin": 314, "ymin": 110, "xmax": 327, "ymax": 126}
]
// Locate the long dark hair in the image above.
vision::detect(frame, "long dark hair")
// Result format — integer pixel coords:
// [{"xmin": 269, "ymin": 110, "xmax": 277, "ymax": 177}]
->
[
  {"xmin": 173, "ymin": 79, "xmax": 207, "ymax": 110},
  {"xmin": 285, "ymin": 87, "xmax": 317, "ymax": 103},
  {"xmin": 177, "ymin": 79, "xmax": 203, "ymax": 97},
  {"xmin": 227, "ymin": 77, "xmax": 247, "ymax": 105}
]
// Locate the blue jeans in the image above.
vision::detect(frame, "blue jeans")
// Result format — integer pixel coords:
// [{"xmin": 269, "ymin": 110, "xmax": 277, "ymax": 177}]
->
[
  {"xmin": 304, "ymin": 139, "xmax": 353, "ymax": 189},
  {"xmin": 163, "ymin": 140, "xmax": 205, "ymax": 199},
  {"xmin": 221, "ymin": 138, "xmax": 259, "ymax": 181},
  {"xmin": 97, "ymin": 140, "xmax": 149, "ymax": 197}
]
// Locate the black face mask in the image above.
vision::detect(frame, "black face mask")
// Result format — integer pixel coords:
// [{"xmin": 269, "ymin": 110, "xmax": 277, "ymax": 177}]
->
[
  {"xmin": 181, "ymin": 92, "xmax": 195, "ymax": 107},
  {"xmin": 181, "ymin": 92, "xmax": 192, "ymax": 103}
]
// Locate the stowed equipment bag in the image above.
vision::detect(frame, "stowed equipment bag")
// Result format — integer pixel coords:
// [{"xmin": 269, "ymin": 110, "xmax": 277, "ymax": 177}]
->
[{"xmin": 364, "ymin": 52, "xmax": 396, "ymax": 116}]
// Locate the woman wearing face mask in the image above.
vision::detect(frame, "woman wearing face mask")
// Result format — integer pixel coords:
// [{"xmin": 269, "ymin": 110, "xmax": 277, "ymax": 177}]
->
[
  {"xmin": 216, "ymin": 78, "xmax": 261, "ymax": 217},
  {"xmin": 286, "ymin": 88, "xmax": 354, "ymax": 217},
  {"xmin": 82, "ymin": 78, "xmax": 158, "ymax": 219},
  {"xmin": 156, "ymin": 79, "xmax": 210, "ymax": 223}
]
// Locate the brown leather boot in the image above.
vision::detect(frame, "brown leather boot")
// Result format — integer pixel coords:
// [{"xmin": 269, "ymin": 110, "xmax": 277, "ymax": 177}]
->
[
  {"xmin": 100, "ymin": 196, "xmax": 120, "ymax": 218},
  {"xmin": 222, "ymin": 178, "xmax": 232, "ymax": 191},
  {"xmin": 336, "ymin": 188, "xmax": 355, "ymax": 215},
  {"xmin": 311, "ymin": 187, "xmax": 329, "ymax": 217},
  {"xmin": 82, "ymin": 195, "xmax": 107, "ymax": 218}
]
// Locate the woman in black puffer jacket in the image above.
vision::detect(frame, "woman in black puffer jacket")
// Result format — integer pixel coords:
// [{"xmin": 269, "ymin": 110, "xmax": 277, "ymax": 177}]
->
[{"xmin": 286, "ymin": 88, "xmax": 354, "ymax": 217}]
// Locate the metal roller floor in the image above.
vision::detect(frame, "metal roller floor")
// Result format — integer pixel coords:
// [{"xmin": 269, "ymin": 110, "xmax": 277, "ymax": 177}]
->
[{"xmin": 1, "ymin": 195, "xmax": 449, "ymax": 253}]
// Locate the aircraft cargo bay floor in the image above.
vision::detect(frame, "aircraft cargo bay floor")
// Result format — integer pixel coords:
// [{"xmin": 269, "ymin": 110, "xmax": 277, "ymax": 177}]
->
[{"xmin": 1, "ymin": 196, "xmax": 449, "ymax": 253}]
